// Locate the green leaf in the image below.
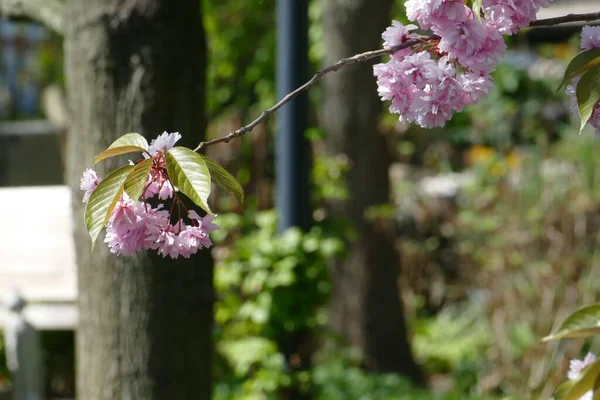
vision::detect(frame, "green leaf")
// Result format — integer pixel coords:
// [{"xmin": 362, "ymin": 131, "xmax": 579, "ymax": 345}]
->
[
  {"xmin": 543, "ymin": 303, "xmax": 600, "ymax": 341},
  {"xmin": 84, "ymin": 165, "xmax": 134, "ymax": 250},
  {"xmin": 124, "ymin": 158, "xmax": 153, "ymax": 201},
  {"xmin": 576, "ymin": 65, "xmax": 600, "ymax": 134},
  {"xmin": 471, "ymin": 0, "xmax": 482, "ymax": 21},
  {"xmin": 165, "ymin": 146, "xmax": 213, "ymax": 215},
  {"xmin": 201, "ymin": 155, "xmax": 244, "ymax": 205},
  {"xmin": 554, "ymin": 380, "xmax": 577, "ymax": 400},
  {"xmin": 559, "ymin": 49, "xmax": 600, "ymax": 90},
  {"xmin": 559, "ymin": 360, "xmax": 600, "ymax": 400},
  {"xmin": 94, "ymin": 133, "xmax": 149, "ymax": 164}
]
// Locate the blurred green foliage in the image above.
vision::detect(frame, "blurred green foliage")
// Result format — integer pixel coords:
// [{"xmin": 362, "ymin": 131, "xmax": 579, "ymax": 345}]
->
[
  {"xmin": 203, "ymin": 0, "xmax": 276, "ymax": 117},
  {"xmin": 212, "ymin": 209, "xmax": 346, "ymax": 399},
  {"xmin": 0, "ymin": 334, "xmax": 8, "ymax": 391}
]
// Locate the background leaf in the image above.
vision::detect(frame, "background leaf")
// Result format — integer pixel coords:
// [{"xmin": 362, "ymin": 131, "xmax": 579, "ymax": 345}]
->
[
  {"xmin": 543, "ymin": 303, "xmax": 600, "ymax": 341},
  {"xmin": 84, "ymin": 165, "xmax": 134, "ymax": 249},
  {"xmin": 559, "ymin": 48, "xmax": 600, "ymax": 90},
  {"xmin": 576, "ymin": 64, "xmax": 600, "ymax": 133},
  {"xmin": 201, "ymin": 155, "xmax": 244, "ymax": 205},
  {"xmin": 124, "ymin": 158, "xmax": 153, "ymax": 201},
  {"xmin": 165, "ymin": 146, "xmax": 213, "ymax": 215},
  {"xmin": 94, "ymin": 133, "xmax": 149, "ymax": 163}
]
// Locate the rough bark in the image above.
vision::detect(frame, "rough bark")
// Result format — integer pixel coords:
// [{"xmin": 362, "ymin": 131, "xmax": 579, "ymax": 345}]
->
[
  {"xmin": 322, "ymin": 0, "xmax": 424, "ymax": 383},
  {"xmin": 64, "ymin": 1, "xmax": 212, "ymax": 398}
]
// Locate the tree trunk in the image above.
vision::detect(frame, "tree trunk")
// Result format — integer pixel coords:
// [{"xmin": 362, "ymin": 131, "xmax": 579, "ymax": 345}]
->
[
  {"xmin": 322, "ymin": 0, "xmax": 424, "ymax": 384},
  {"xmin": 64, "ymin": 1, "xmax": 213, "ymax": 398}
]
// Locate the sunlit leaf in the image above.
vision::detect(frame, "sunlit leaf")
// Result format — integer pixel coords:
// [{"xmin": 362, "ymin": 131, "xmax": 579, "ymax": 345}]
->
[
  {"xmin": 94, "ymin": 133, "xmax": 149, "ymax": 164},
  {"xmin": 553, "ymin": 380, "xmax": 576, "ymax": 400},
  {"xmin": 124, "ymin": 158, "xmax": 153, "ymax": 201},
  {"xmin": 576, "ymin": 65, "xmax": 600, "ymax": 134},
  {"xmin": 165, "ymin": 146, "xmax": 213, "ymax": 215},
  {"xmin": 471, "ymin": 0, "xmax": 482, "ymax": 21},
  {"xmin": 544, "ymin": 303, "xmax": 600, "ymax": 341},
  {"xmin": 559, "ymin": 49, "xmax": 600, "ymax": 90},
  {"xmin": 201, "ymin": 155, "xmax": 244, "ymax": 206},
  {"xmin": 84, "ymin": 165, "xmax": 134, "ymax": 250},
  {"xmin": 559, "ymin": 360, "xmax": 600, "ymax": 400}
]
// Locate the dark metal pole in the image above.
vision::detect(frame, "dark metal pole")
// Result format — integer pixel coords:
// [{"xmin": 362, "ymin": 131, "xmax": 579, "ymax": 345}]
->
[
  {"xmin": 276, "ymin": 0, "xmax": 311, "ymax": 233},
  {"xmin": 276, "ymin": 2, "xmax": 312, "ymax": 398}
]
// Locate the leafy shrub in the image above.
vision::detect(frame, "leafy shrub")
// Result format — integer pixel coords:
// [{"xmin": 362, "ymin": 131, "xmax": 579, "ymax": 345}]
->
[{"xmin": 212, "ymin": 209, "xmax": 346, "ymax": 398}]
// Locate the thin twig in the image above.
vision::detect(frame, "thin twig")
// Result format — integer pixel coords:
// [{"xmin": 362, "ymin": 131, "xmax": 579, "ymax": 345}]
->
[
  {"xmin": 196, "ymin": 11, "xmax": 600, "ymax": 151},
  {"xmin": 530, "ymin": 11, "xmax": 600, "ymax": 27},
  {"xmin": 193, "ymin": 38, "xmax": 425, "ymax": 151}
]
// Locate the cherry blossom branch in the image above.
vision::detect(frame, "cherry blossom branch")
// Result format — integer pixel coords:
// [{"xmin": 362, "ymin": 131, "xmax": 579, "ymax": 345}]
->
[
  {"xmin": 195, "ymin": 11, "xmax": 600, "ymax": 151},
  {"xmin": 193, "ymin": 38, "xmax": 426, "ymax": 151}
]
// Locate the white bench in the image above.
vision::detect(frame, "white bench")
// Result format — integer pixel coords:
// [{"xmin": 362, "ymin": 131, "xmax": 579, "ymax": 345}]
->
[{"xmin": 0, "ymin": 185, "xmax": 77, "ymax": 399}]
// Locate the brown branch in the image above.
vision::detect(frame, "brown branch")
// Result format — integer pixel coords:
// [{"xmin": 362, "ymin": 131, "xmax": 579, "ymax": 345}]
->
[
  {"xmin": 0, "ymin": 0, "xmax": 64, "ymax": 35},
  {"xmin": 196, "ymin": 11, "xmax": 600, "ymax": 151},
  {"xmin": 193, "ymin": 38, "xmax": 425, "ymax": 151},
  {"xmin": 530, "ymin": 11, "xmax": 600, "ymax": 27}
]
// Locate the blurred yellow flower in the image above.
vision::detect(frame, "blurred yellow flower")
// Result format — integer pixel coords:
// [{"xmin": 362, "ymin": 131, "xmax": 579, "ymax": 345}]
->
[{"xmin": 466, "ymin": 145, "xmax": 495, "ymax": 167}]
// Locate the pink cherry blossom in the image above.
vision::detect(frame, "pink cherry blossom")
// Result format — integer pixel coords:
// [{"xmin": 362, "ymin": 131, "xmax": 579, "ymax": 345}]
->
[
  {"xmin": 382, "ymin": 20, "xmax": 419, "ymax": 59},
  {"xmin": 569, "ymin": 353, "xmax": 597, "ymax": 381},
  {"xmin": 405, "ymin": 0, "xmax": 470, "ymax": 31},
  {"xmin": 438, "ymin": 19, "xmax": 506, "ymax": 74},
  {"xmin": 80, "ymin": 168, "xmax": 100, "ymax": 203},
  {"xmin": 146, "ymin": 131, "xmax": 182, "ymax": 157},
  {"xmin": 108, "ymin": 194, "xmax": 137, "ymax": 231},
  {"xmin": 581, "ymin": 26, "xmax": 600, "ymax": 51},
  {"xmin": 375, "ymin": 0, "xmax": 553, "ymax": 128},
  {"xmin": 144, "ymin": 169, "xmax": 174, "ymax": 200},
  {"xmin": 458, "ymin": 73, "xmax": 494, "ymax": 105},
  {"xmin": 483, "ymin": 0, "xmax": 552, "ymax": 35},
  {"xmin": 567, "ymin": 353, "xmax": 596, "ymax": 400},
  {"xmin": 82, "ymin": 131, "xmax": 219, "ymax": 259},
  {"xmin": 105, "ymin": 214, "xmax": 147, "ymax": 256}
]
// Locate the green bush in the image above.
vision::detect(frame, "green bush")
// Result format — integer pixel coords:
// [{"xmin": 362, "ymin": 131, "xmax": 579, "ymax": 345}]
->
[{"xmin": 212, "ymin": 209, "xmax": 346, "ymax": 398}]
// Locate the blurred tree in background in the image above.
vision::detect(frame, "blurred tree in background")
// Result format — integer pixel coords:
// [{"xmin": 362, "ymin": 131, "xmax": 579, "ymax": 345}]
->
[{"xmin": 321, "ymin": 0, "xmax": 424, "ymax": 383}]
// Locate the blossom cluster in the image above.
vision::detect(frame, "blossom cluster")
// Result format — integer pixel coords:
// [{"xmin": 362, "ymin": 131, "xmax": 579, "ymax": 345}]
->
[
  {"xmin": 566, "ymin": 26, "xmax": 600, "ymax": 135},
  {"xmin": 374, "ymin": 0, "xmax": 552, "ymax": 128},
  {"xmin": 80, "ymin": 132, "xmax": 219, "ymax": 258},
  {"xmin": 567, "ymin": 352, "xmax": 596, "ymax": 400}
]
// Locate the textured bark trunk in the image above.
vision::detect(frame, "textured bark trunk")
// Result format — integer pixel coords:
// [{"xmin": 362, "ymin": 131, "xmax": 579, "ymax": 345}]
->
[
  {"xmin": 64, "ymin": 1, "xmax": 213, "ymax": 399},
  {"xmin": 322, "ymin": 0, "xmax": 424, "ymax": 384}
]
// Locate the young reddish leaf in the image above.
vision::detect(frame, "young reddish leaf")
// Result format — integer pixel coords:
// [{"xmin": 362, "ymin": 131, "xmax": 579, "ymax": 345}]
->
[
  {"xmin": 94, "ymin": 133, "xmax": 149, "ymax": 164},
  {"xmin": 84, "ymin": 165, "xmax": 134, "ymax": 250},
  {"xmin": 165, "ymin": 146, "xmax": 213, "ymax": 215},
  {"xmin": 559, "ymin": 49, "xmax": 600, "ymax": 90},
  {"xmin": 124, "ymin": 158, "xmax": 153, "ymax": 201},
  {"xmin": 559, "ymin": 360, "xmax": 600, "ymax": 400},
  {"xmin": 201, "ymin": 155, "xmax": 244, "ymax": 206},
  {"xmin": 543, "ymin": 303, "xmax": 600, "ymax": 341},
  {"xmin": 576, "ymin": 65, "xmax": 600, "ymax": 133}
]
